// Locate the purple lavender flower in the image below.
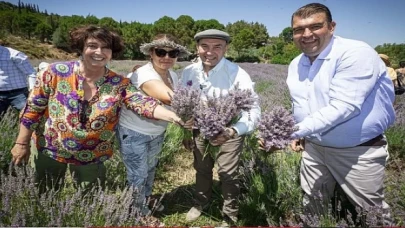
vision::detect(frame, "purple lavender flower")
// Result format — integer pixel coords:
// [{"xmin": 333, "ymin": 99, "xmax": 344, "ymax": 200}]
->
[
  {"xmin": 170, "ymin": 84, "xmax": 200, "ymax": 121},
  {"xmin": 228, "ymin": 83, "xmax": 258, "ymax": 113},
  {"xmin": 194, "ymin": 95, "xmax": 238, "ymax": 141},
  {"xmin": 258, "ymin": 106, "xmax": 296, "ymax": 151}
]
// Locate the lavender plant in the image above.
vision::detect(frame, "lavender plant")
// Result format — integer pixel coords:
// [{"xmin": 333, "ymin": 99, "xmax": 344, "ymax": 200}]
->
[
  {"xmin": 0, "ymin": 165, "xmax": 162, "ymax": 227},
  {"xmin": 257, "ymin": 106, "xmax": 296, "ymax": 151}
]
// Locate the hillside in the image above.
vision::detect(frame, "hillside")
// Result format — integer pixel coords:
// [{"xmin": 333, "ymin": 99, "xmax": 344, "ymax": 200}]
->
[{"xmin": 2, "ymin": 36, "xmax": 77, "ymax": 60}]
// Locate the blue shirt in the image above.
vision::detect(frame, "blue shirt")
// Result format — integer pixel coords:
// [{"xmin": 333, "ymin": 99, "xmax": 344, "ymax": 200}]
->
[
  {"xmin": 287, "ymin": 36, "xmax": 395, "ymax": 148},
  {"xmin": 0, "ymin": 46, "xmax": 36, "ymax": 91}
]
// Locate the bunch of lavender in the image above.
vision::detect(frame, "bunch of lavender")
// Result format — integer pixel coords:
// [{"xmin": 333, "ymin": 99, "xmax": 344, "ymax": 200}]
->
[
  {"xmin": 194, "ymin": 95, "xmax": 238, "ymax": 142},
  {"xmin": 169, "ymin": 83, "xmax": 201, "ymax": 145},
  {"xmin": 228, "ymin": 84, "xmax": 258, "ymax": 113},
  {"xmin": 195, "ymin": 87, "xmax": 257, "ymax": 141},
  {"xmin": 257, "ymin": 106, "xmax": 296, "ymax": 151},
  {"xmin": 170, "ymin": 83, "xmax": 200, "ymax": 122}
]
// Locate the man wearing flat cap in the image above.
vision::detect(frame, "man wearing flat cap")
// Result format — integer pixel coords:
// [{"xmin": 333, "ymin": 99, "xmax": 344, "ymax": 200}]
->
[{"xmin": 181, "ymin": 29, "xmax": 261, "ymax": 226}]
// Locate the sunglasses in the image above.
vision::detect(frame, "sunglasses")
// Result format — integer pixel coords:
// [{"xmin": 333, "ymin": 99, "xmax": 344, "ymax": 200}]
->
[
  {"xmin": 79, "ymin": 100, "xmax": 89, "ymax": 125},
  {"xmin": 154, "ymin": 48, "xmax": 180, "ymax": 58}
]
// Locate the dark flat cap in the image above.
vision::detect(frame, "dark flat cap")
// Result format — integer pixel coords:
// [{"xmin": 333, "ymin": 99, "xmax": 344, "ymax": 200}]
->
[{"xmin": 194, "ymin": 29, "xmax": 231, "ymax": 43}]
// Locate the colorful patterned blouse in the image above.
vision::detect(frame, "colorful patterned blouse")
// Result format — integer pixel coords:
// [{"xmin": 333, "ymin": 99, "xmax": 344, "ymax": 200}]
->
[{"xmin": 20, "ymin": 61, "xmax": 159, "ymax": 165}]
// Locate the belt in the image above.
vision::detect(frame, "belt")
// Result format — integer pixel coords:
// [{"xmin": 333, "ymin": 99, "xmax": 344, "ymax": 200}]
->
[
  {"xmin": 0, "ymin": 87, "xmax": 27, "ymax": 94},
  {"xmin": 358, "ymin": 134, "xmax": 387, "ymax": 146}
]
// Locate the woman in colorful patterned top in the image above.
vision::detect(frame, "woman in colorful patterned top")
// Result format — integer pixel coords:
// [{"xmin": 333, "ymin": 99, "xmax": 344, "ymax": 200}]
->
[
  {"xmin": 10, "ymin": 25, "xmax": 182, "ymax": 193},
  {"xmin": 117, "ymin": 34, "xmax": 190, "ymax": 215}
]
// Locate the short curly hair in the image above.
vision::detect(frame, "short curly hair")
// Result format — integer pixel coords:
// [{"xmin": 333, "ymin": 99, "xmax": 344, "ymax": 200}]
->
[{"xmin": 69, "ymin": 25, "xmax": 124, "ymax": 59}]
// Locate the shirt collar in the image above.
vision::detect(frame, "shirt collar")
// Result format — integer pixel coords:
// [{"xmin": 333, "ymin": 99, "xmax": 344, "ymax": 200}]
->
[
  {"xmin": 301, "ymin": 35, "xmax": 335, "ymax": 66},
  {"xmin": 197, "ymin": 57, "xmax": 226, "ymax": 75}
]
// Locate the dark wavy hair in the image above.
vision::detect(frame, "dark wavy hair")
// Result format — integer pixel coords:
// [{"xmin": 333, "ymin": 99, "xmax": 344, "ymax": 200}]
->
[
  {"xmin": 69, "ymin": 25, "xmax": 125, "ymax": 59},
  {"xmin": 291, "ymin": 3, "xmax": 333, "ymax": 25}
]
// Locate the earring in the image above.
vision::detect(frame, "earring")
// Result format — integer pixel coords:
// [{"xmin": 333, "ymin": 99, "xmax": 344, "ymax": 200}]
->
[{"xmin": 79, "ymin": 55, "xmax": 83, "ymax": 61}]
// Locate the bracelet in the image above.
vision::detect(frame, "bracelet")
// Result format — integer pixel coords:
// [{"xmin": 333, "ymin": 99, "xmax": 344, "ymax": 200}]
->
[{"xmin": 15, "ymin": 142, "xmax": 29, "ymax": 146}]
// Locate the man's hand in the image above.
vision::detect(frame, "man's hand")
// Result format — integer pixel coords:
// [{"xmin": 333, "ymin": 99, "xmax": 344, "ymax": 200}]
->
[
  {"xmin": 11, "ymin": 143, "xmax": 31, "ymax": 165},
  {"xmin": 182, "ymin": 138, "xmax": 194, "ymax": 151},
  {"xmin": 210, "ymin": 128, "xmax": 236, "ymax": 146},
  {"xmin": 290, "ymin": 139, "xmax": 304, "ymax": 152},
  {"xmin": 257, "ymin": 138, "xmax": 282, "ymax": 152},
  {"xmin": 183, "ymin": 118, "xmax": 194, "ymax": 131}
]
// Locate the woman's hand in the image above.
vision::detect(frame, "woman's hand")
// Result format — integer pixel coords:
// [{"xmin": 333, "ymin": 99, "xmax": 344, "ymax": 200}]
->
[{"xmin": 11, "ymin": 143, "xmax": 31, "ymax": 165}]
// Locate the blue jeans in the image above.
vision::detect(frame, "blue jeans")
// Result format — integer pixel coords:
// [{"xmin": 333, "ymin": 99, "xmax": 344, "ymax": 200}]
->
[
  {"xmin": 117, "ymin": 125, "xmax": 165, "ymax": 207},
  {"xmin": 0, "ymin": 87, "xmax": 28, "ymax": 115}
]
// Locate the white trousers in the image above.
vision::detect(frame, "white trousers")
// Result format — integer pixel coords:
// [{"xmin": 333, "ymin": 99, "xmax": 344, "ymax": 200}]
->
[{"xmin": 300, "ymin": 141, "xmax": 392, "ymax": 225}]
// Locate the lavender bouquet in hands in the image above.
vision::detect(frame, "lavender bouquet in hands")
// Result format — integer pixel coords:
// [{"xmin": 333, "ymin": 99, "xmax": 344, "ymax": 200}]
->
[
  {"xmin": 227, "ymin": 84, "xmax": 258, "ymax": 112},
  {"xmin": 257, "ymin": 106, "xmax": 296, "ymax": 152},
  {"xmin": 194, "ymin": 88, "xmax": 258, "ymax": 156},
  {"xmin": 194, "ymin": 95, "xmax": 238, "ymax": 142},
  {"xmin": 171, "ymin": 83, "xmax": 200, "ymax": 121},
  {"xmin": 170, "ymin": 83, "xmax": 201, "ymax": 145}
]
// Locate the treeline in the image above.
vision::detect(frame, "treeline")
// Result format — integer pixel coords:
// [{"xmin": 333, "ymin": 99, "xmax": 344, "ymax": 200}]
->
[{"xmin": 1, "ymin": 1, "xmax": 404, "ymax": 65}]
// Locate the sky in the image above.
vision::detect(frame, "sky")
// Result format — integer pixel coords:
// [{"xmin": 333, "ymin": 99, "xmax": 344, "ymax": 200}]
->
[{"xmin": 7, "ymin": 0, "xmax": 405, "ymax": 48}]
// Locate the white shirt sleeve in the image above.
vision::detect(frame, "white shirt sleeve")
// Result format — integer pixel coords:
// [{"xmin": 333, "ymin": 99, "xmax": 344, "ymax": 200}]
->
[
  {"xmin": 130, "ymin": 63, "xmax": 162, "ymax": 89},
  {"xmin": 231, "ymin": 70, "xmax": 261, "ymax": 136}
]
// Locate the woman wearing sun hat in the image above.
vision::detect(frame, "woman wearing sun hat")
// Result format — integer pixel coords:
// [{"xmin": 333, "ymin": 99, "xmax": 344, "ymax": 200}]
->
[
  {"xmin": 117, "ymin": 34, "xmax": 190, "ymax": 216},
  {"xmin": 379, "ymin": 54, "xmax": 397, "ymax": 85}
]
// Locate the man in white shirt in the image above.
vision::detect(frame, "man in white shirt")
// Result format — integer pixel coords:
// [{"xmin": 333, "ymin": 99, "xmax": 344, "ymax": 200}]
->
[
  {"xmin": 287, "ymin": 3, "xmax": 395, "ymax": 226},
  {"xmin": 182, "ymin": 29, "xmax": 260, "ymax": 226}
]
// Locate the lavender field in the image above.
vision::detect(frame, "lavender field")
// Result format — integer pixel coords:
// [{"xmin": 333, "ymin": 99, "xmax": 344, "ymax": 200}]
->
[{"xmin": 1, "ymin": 60, "xmax": 404, "ymax": 227}]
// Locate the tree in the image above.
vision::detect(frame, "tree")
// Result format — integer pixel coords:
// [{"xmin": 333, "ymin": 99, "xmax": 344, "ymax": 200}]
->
[
  {"xmin": 175, "ymin": 15, "xmax": 195, "ymax": 49},
  {"xmin": 52, "ymin": 24, "xmax": 70, "ymax": 51},
  {"xmin": 193, "ymin": 19, "xmax": 224, "ymax": 33},
  {"xmin": 85, "ymin": 14, "xmax": 99, "ymax": 25},
  {"xmin": 251, "ymin": 22, "xmax": 269, "ymax": 47},
  {"xmin": 375, "ymin": 43, "xmax": 405, "ymax": 67},
  {"xmin": 280, "ymin": 27, "xmax": 293, "ymax": 43},
  {"xmin": 0, "ymin": 11, "xmax": 16, "ymax": 34},
  {"xmin": 226, "ymin": 20, "xmax": 268, "ymax": 48},
  {"xmin": 35, "ymin": 22, "xmax": 53, "ymax": 43},
  {"xmin": 232, "ymin": 28, "xmax": 255, "ymax": 56},
  {"xmin": 13, "ymin": 13, "xmax": 41, "ymax": 39},
  {"xmin": 152, "ymin": 16, "xmax": 177, "ymax": 36},
  {"xmin": 98, "ymin": 17, "xmax": 119, "ymax": 31},
  {"xmin": 122, "ymin": 22, "xmax": 152, "ymax": 59}
]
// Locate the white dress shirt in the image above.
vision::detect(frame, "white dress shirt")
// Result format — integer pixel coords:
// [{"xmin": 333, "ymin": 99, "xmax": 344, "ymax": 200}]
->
[
  {"xmin": 181, "ymin": 57, "xmax": 261, "ymax": 135},
  {"xmin": 287, "ymin": 36, "xmax": 395, "ymax": 148}
]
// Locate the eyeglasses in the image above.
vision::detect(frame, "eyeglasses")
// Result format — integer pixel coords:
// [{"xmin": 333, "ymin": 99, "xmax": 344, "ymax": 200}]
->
[
  {"xmin": 154, "ymin": 48, "xmax": 180, "ymax": 58},
  {"xmin": 79, "ymin": 100, "xmax": 89, "ymax": 125}
]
